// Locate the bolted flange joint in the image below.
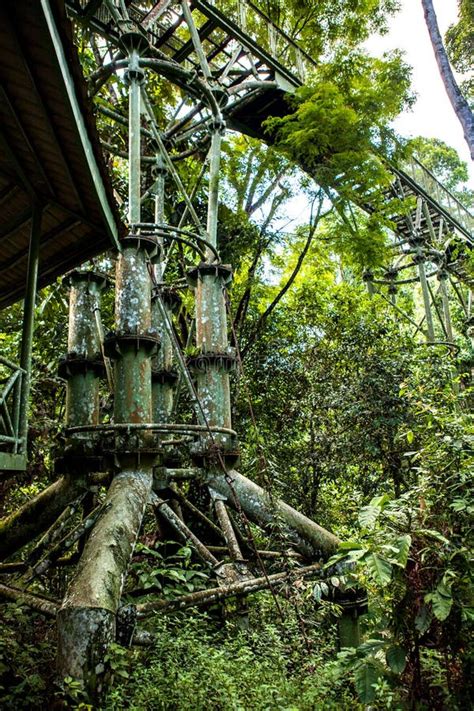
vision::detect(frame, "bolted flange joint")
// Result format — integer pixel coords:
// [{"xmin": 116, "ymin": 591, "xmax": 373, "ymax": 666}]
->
[
  {"xmin": 208, "ymin": 115, "xmax": 226, "ymax": 135},
  {"xmin": 63, "ymin": 269, "xmax": 110, "ymax": 292},
  {"xmin": 58, "ymin": 354, "xmax": 105, "ymax": 379},
  {"xmin": 119, "ymin": 233, "xmax": 160, "ymax": 261},
  {"xmin": 187, "ymin": 350, "xmax": 236, "ymax": 373},
  {"xmin": 152, "ymin": 368, "xmax": 178, "ymax": 385},
  {"xmin": 186, "ymin": 262, "xmax": 232, "ymax": 288},
  {"xmin": 104, "ymin": 332, "xmax": 160, "ymax": 358},
  {"xmin": 411, "ymin": 247, "xmax": 426, "ymax": 265}
]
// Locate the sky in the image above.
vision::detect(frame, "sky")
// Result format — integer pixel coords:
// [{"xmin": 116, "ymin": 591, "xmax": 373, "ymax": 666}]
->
[
  {"xmin": 365, "ymin": 0, "xmax": 473, "ymax": 186},
  {"xmin": 274, "ymin": 0, "xmax": 472, "ymax": 228}
]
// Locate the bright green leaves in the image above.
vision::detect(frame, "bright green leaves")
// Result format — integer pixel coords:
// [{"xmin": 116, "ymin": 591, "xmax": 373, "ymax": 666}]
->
[
  {"xmin": 394, "ymin": 534, "xmax": 412, "ymax": 568},
  {"xmin": 327, "ymin": 496, "xmax": 413, "ymax": 590},
  {"xmin": 359, "ymin": 494, "xmax": 390, "ymax": 529},
  {"xmin": 265, "ymin": 51, "xmax": 412, "ymax": 202},
  {"xmin": 365, "ymin": 552, "xmax": 393, "ymax": 586},
  {"xmin": 425, "ymin": 573, "xmax": 456, "ymax": 622},
  {"xmin": 263, "ymin": 50, "xmax": 413, "ymax": 269}
]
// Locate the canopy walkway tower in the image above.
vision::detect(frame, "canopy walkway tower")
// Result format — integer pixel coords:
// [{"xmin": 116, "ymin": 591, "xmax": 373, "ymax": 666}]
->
[{"xmin": 0, "ymin": 0, "xmax": 472, "ymax": 698}]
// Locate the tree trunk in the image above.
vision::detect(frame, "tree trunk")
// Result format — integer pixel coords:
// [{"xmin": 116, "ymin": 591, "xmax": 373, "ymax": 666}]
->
[
  {"xmin": 421, "ymin": 0, "xmax": 474, "ymax": 159},
  {"xmin": 208, "ymin": 469, "xmax": 340, "ymax": 558},
  {"xmin": 57, "ymin": 467, "xmax": 153, "ymax": 698},
  {"xmin": 0, "ymin": 475, "xmax": 86, "ymax": 561}
]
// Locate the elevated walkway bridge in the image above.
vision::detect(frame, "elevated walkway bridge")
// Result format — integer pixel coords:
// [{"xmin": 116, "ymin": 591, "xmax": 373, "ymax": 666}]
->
[{"xmin": 0, "ymin": 0, "xmax": 473, "ymax": 472}]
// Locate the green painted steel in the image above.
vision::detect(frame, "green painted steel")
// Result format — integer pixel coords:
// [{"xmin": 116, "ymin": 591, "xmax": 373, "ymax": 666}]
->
[
  {"xmin": 64, "ymin": 272, "xmax": 107, "ymax": 431},
  {"xmin": 338, "ymin": 609, "xmax": 362, "ymax": 649},
  {"xmin": 40, "ymin": 0, "xmax": 120, "ymax": 250},
  {"xmin": 192, "ymin": 268, "xmax": 234, "ymax": 450},
  {"xmin": 151, "ymin": 296, "xmax": 175, "ymax": 423},
  {"xmin": 116, "ymin": 244, "xmax": 152, "ymax": 335},
  {"xmin": 0, "ymin": 453, "xmax": 27, "ymax": 472},
  {"xmin": 114, "ymin": 346, "xmax": 153, "ymax": 424},
  {"xmin": 18, "ymin": 205, "xmax": 43, "ymax": 458}
]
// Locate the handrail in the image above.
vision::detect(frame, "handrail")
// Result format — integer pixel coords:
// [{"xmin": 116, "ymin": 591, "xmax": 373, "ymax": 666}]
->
[
  {"xmin": 400, "ymin": 157, "xmax": 473, "ymax": 237},
  {"xmin": 195, "ymin": 0, "xmax": 317, "ymax": 83},
  {"xmin": 71, "ymin": 1, "xmax": 473, "ymax": 240},
  {"xmin": 0, "ymin": 355, "xmax": 26, "ymax": 373},
  {"xmin": 0, "ymin": 357, "xmax": 24, "ymax": 454}
]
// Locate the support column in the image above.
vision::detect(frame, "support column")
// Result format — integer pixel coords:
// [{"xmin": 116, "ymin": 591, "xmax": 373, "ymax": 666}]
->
[
  {"xmin": 57, "ymin": 34, "xmax": 158, "ymax": 697},
  {"xmin": 438, "ymin": 270, "xmax": 454, "ymax": 343},
  {"xmin": 59, "ymin": 271, "xmax": 108, "ymax": 460},
  {"xmin": 19, "ymin": 204, "xmax": 43, "ymax": 454},
  {"xmin": 416, "ymin": 254, "xmax": 435, "ymax": 342},
  {"xmin": 187, "ymin": 118, "xmax": 237, "ymax": 460},
  {"xmin": 150, "ymin": 159, "xmax": 178, "ymax": 423}
]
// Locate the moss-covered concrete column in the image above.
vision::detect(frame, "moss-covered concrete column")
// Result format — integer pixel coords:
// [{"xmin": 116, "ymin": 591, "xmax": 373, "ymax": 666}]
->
[
  {"xmin": 57, "ymin": 34, "xmax": 158, "ymax": 697},
  {"xmin": 57, "ymin": 235, "xmax": 159, "ymax": 695},
  {"xmin": 60, "ymin": 270, "xmax": 107, "ymax": 430},
  {"xmin": 56, "ymin": 467, "xmax": 151, "ymax": 695},
  {"xmin": 151, "ymin": 288, "xmax": 179, "ymax": 423},
  {"xmin": 187, "ymin": 263, "xmax": 237, "ymax": 457}
]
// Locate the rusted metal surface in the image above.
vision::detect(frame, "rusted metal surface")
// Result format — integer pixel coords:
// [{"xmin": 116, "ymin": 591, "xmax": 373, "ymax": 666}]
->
[
  {"xmin": 0, "ymin": 0, "xmax": 122, "ymax": 309},
  {"xmin": 62, "ymin": 271, "xmax": 108, "ymax": 430}
]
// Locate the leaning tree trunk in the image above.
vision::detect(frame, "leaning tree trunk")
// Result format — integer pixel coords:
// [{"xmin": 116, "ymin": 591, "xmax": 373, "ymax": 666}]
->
[
  {"xmin": 0, "ymin": 475, "xmax": 86, "ymax": 561},
  {"xmin": 421, "ymin": 0, "xmax": 474, "ymax": 159}
]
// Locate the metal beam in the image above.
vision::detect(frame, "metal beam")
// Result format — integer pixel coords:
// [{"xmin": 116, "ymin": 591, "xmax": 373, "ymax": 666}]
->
[
  {"xmin": 41, "ymin": 0, "xmax": 120, "ymax": 250},
  {"xmin": 18, "ymin": 204, "xmax": 43, "ymax": 455}
]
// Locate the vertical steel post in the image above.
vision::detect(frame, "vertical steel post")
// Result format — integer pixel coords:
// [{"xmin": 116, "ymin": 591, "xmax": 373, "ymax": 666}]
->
[
  {"xmin": 206, "ymin": 124, "xmax": 223, "ymax": 253},
  {"xmin": 338, "ymin": 606, "xmax": 362, "ymax": 649},
  {"xmin": 61, "ymin": 271, "xmax": 107, "ymax": 431},
  {"xmin": 439, "ymin": 271, "xmax": 454, "ymax": 343},
  {"xmin": 128, "ymin": 48, "xmax": 141, "ymax": 227},
  {"xmin": 188, "ymin": 120, "xmax": 236, "ymax": 456},
  {"xmin": 151, "ymin": 158, "xmax": 178, "ymax": 423},
  {"xmin": 418, "ymin": 259, "xmax": 435, "ymax": 343},
  {"xmin": 57, "ymin": 40, "xmax": 157, "ymax": 698},
  {"xmin": 18, "ymin": 204, "xmax": 42, "ymax": 454}
]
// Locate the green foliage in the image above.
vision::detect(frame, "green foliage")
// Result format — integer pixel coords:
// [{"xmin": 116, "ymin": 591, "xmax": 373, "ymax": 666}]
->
[
  {"xmin": 0, "ymin": 604, "xmax": 54, "ymax": 710},
  {"xmin": 264, "ymin": 50, "xmax": 412, "ymax": 214},
  {"xmin": 105, "ymin": 611, "xmax": 361, "ymax": 711},
  {"xmin": 253, "ymin": 0, "xmax": 401, "ymax": 58},
  {"xmin": 127, "ymin": 541, "xmax": 210, "ymax": 599},
  {"xmin": 324, "ymin": 369, "xmax": 473, "ymax": 707},
  {"xmin": 445, "ymin": 0, "xmax": 474, "ymax": 103},
  {"xmin": 409, "ymin": 136, "xmax": 474, "ymax": 208}
]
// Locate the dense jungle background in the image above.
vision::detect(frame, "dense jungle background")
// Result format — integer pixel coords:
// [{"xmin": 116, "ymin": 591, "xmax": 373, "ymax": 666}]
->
[{"xmin": 0, "ymin": 0, "xmax": 473, "ymax": 709}]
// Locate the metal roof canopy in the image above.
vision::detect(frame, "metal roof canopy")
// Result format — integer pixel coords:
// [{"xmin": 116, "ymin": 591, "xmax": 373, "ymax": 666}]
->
[{"xmin": 0, "ymin": 0, "xmax": 122, "ymax": 310}]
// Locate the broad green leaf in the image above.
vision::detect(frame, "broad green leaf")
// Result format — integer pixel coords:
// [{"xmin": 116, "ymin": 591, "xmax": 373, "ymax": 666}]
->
[
  {"xmin": 366, "ymin": 553, "xmax": 392, "ymax": 586},
  {"xmin": 395, "ymin": 534, "xmax": 412, "ymax": 567},
  {"xmin": 354, "ymin": 662, "xmax": 380, "ymax": 703},
  {"xmin": 370, "ymin": 494, "xmax": 390, "ymax": 509},
  {"xmin": 415, "ymin": 605, "xmax": 432, "ymax": 634},
  {"xmin": 358, "ymin": 638, "xmax": 386, "ymax": 655},
  {"xmin": 425, "ymin": 590, "xmax": 453, "ymax": 621},
  {"xmin": 358, "ymin": 505, "xmax": 380, "ymax": 528},
  {"xmin": 406, "ymin": 430, "xmax": 414, "ymax": 444},
  {"xmin": 418, "ymin": 529, "xmax": 450, "ymax": 545},
  {"xmin": 320, "ymin": 582, "xmax": 329, "ymax": 596},
  {"xmin": 386, "ymin": 645, "xmax": 407, "ymax": 674}
]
